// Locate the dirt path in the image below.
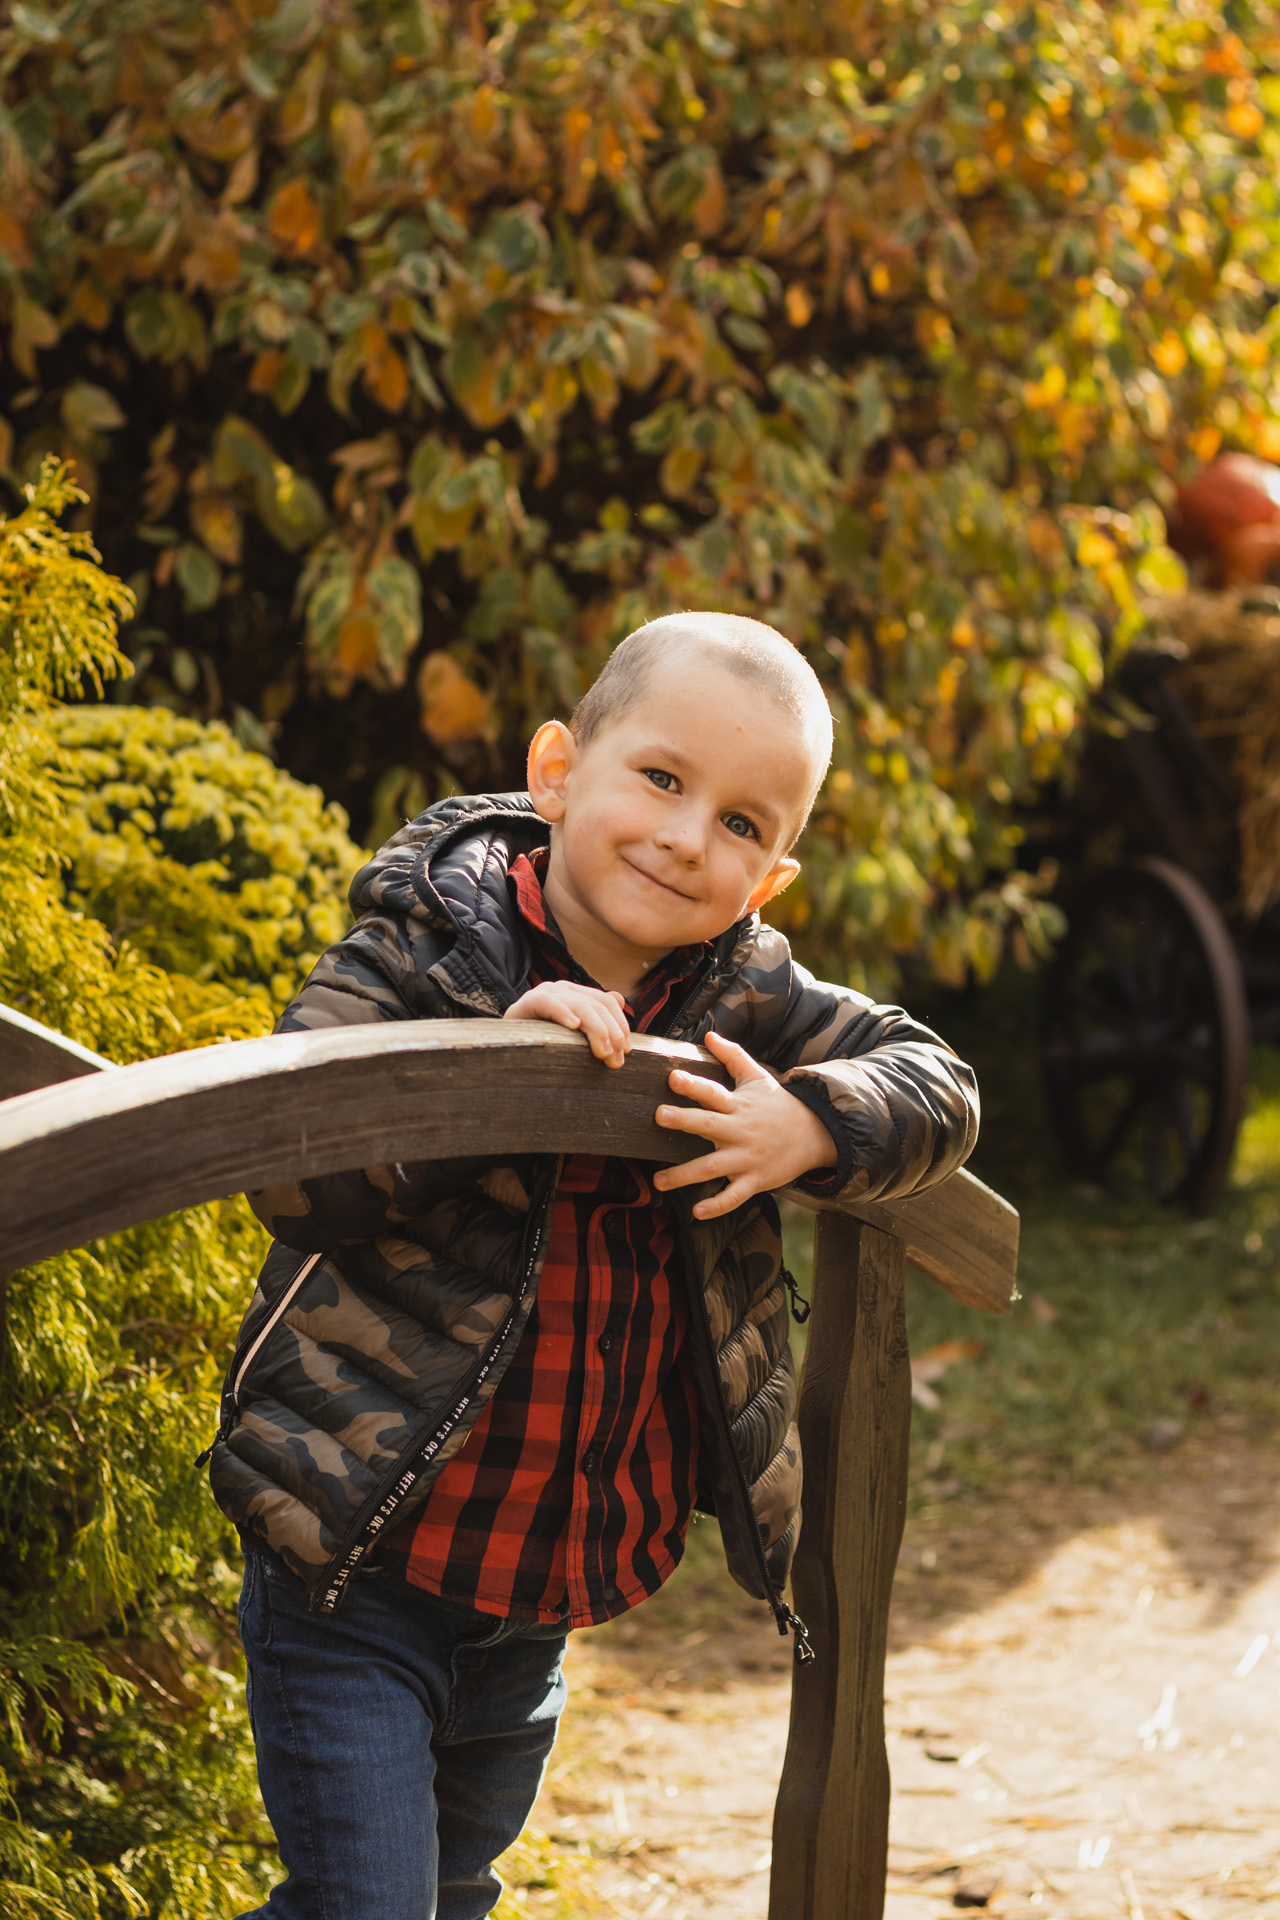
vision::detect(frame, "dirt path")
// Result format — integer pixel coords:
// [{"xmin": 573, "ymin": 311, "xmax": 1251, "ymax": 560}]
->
[{"xmin": 523, "ymin": 1429, "xmax": 1280, "ymax": 1919}]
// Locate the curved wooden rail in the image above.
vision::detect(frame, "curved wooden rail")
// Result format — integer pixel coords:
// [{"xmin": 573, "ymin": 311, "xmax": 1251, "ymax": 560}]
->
[
  {"xmin": 0, "ymin": 999, "xmax": 113, "ymax": 1100},
  {"xmin": 0, "ymin": 1018, "xmax": 1017, "ymax": 1310},
  {"xmin": 0, "ymin": 1007, "xmax": 1019, "ymax": 1920}
]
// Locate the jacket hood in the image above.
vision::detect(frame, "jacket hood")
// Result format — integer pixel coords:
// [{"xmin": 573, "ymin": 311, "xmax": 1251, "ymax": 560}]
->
[{"xmin": 347, "ymin": 791, "xmax": 760, "ymax": 1022}]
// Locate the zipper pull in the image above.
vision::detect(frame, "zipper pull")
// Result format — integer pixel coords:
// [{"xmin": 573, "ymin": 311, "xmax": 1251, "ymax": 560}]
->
[
  {"xmin": 194, "ymin": 1410, "xmax": 236, "ymax": 1470},
  {"xmin": 773, "ymin": 1601, "xmax": 816, "ymax": 1662},
  {"xmin": 781, "ymin": 1265, "xmax": 811, "ymax": 1325}
]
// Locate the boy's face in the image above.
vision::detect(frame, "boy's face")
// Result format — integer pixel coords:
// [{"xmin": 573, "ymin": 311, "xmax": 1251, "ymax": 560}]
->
[{"xmin": 528, "ymin": 657, "xmax": 818, "ymax": 966}]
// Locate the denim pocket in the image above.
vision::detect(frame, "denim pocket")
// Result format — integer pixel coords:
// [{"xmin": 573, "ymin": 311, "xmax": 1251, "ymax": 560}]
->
[{"xmin": 238, "ymin": 1547, "xmax": 275, "ymax": 1652}]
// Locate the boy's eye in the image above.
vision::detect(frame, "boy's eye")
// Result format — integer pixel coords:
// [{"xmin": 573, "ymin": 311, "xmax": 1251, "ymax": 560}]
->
[
  {"xmin": 644, "ymin": 768, "xmax": 677, "ymax": 791},
  {"xmin": 723, "ymin": 812, "xmax": 759, "ymax": 841}
]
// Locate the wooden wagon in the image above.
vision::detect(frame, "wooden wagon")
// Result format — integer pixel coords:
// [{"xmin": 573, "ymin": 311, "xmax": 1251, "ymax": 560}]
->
[
  {"xmin": 1039, "ymin": 610, "xmax": 1280, "ymax": 1214},
  {"xmin": 0, "ymin": 1003, "xmax": 1018, "ymax": 1919}
]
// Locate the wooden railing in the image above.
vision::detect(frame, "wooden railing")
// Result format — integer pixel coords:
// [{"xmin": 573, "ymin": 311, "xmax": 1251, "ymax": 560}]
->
[{"xmin": 0, "ymin": 1002, "xmax": 1018, "ymax": 1920}]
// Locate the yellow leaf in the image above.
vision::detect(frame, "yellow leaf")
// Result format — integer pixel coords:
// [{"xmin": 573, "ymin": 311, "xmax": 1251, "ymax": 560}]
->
[
  {"xmin": 541, "ymin": 365, "xmax": 578, "ymax": 419},
  {"xmin": 915, "ymin": 307, "xmax": 953, "ymax": 351},
  {"xmin": 597, "ymin": 120, "xmax": 628, "ymax": 184},
  {"xmin": 1255, "ymin": 418, "xmax": 1280, "ymax": 462},
  {"xmin": 360, "ymin": 324, "xmax": 409, "ymax": 414},
  {"xmin": 250, "ymin": 348, "xmax": 286, "ymax": 393},
  {"xmin": 190, "ymin": 494, "xmax": 243, "ymax": 566},
  {"xmin": 1187, "ymin": 424, "xmax": 1222, "ymax": 462},
  {"xmin": 1054, "ymin": 400, "xmax": 1092, "ymax": 461},
  {"xmin": 336, "ymin": 609, "xmax": 380, "ymax": 679},
  {"xmin": 1226, "ymin": 100, "xmax": 1264, "ymax": 141},
  {"xmin": 470, "ymin": 84, "xmax": 499, "ymax": 141},
  {"xmin": 11, "ymin": 298, "xmax": 58, "ymax": 378},
  {"xmin": 660, "ymin": 443, "xmax": 704, "ymax": 497},
  {"xmin": 1151, "ymin": 330, "xmax": 1187, "ymax": 377},
  {"xmin": 562, "ymin": 106, "xmax": 596, "ymax": 212},
  {"xmin": 579, "ymin": 352, "xmax": 618, "ymax": 420},
  {"xmin": 72, "ymin": 279, "xmax": 111, "ymax": 331},
  {"xmin": 1077, "ymin": 528, "xmax": 1118, "ymax": 568},
  {"xmin": 278, "ymin": 49, "xmax": 325, "ymax": 144},
  {"xmin": 332, "ymin": 99, "xmax": 373, "ymax": 188},
  {"xmin": 268, "ymin": 179, "xmax": 322, "ymax": 257},
  {"xmin": 418, "ymin": 652, "xmax": 491, "ymax": 745},
  {"xmin": 1024, "ymin": 363, "xmax": 1067, "ymax": 409},
  {"xmin": 1127, "ymin": 160, "xmax": 1170, "ymax": 211},
  {"xmin": 785, "ymin": 283, "xmax": 813, "ymax": 327},
  {"xmin": 0, "ymin": 207, "xmax": 31, "ymax": 268},
  {"xmin": 693, "ymin": 163, "xmax": 727, "ymax": 237},
  {"xmin": 221, "ymin": 145, "xmax": 260, "ymax": 208}
]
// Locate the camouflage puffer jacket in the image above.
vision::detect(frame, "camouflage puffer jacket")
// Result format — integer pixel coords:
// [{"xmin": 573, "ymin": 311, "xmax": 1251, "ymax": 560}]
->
[{"xmin": 208, "ymin": 795, "xmax": 978, "ymax": 1637}]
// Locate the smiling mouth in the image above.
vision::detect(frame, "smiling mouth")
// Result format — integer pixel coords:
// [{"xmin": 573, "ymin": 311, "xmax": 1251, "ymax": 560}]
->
[{"xmin": 622, "ymin": 856, "xmax": 695, "ymax": 901}]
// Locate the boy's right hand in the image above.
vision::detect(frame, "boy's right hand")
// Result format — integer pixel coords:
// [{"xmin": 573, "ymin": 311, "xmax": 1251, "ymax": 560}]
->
[{"xmin": 503, "ymin": 981, "xmax": 632, "ymax": 1068}]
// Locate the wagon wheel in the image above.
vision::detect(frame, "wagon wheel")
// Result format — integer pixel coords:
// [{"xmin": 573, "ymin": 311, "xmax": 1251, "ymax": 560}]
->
[{"xmin": 1042, "ymin": 859, "xmax": 1249, "ymax": 1212}]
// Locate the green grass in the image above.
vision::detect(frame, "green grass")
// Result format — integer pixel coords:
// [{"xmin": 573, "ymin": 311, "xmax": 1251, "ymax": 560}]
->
[{"xmin": 781, "ymin": 967, "xmax": 1280, "ymax": 1505}]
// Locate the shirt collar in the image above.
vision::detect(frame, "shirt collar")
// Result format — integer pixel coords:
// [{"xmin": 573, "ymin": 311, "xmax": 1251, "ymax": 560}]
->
[{"xmin": 507, "ymin": 847, "xmax": 712, "ymax": 1033}]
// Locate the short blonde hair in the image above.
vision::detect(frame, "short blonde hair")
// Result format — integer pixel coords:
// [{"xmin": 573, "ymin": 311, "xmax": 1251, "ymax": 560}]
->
[{"xmin": 571, "ymin": 611, "xmax": 833, "ymax": 819}]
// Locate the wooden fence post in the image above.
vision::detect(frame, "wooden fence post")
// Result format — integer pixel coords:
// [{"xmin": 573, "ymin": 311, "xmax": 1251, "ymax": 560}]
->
[{"xmin": 769, "ymin": 1212, "xmax": 911, "ymax": 1920}]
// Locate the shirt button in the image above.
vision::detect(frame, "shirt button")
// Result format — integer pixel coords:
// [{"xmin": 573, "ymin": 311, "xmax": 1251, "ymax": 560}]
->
[
  {"xmin": 582, "ymin": 1451, "xmax": 598, "ymax": 1476},
  {"xmin": 598, "ymin": 1333, "xmax": 613, "ymax": 1355},
  {"xmin": 603, "ymin": 1210, "xmax": 624, "ymax": 1237}
]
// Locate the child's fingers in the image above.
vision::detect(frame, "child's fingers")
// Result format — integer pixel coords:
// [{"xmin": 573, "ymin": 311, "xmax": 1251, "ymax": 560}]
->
[
  {"xmin": 667, "ymin": 1066, "xmax": 736, "ymax": 1113},
  {"xmin": 692, "ymin": 1173, "xmax": 759, "ymax": 1219},
  {"xmin": 654, "ymin": 1101, "xmax": 730, "ymax": 1143},
  {"xmin": 508, "ymin": 990, "xmax": 580, "ymax": 1029},
  {"xmin": 702, "ymin": 1029, "xmax": 770, "ymax": 1084},
  {"xmin": 577, "ymin": 1002, "xmax": 631, "ymax": 1066},
  {"xmin": 653, "ymin": 1146, "xmax": 731, "ymax": 1192}
]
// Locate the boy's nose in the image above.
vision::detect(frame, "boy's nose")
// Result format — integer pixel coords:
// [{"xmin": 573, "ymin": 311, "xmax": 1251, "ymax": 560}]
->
[{"xmin": 655, "ymin": 814, "xmax": 706, "ymax": 864}]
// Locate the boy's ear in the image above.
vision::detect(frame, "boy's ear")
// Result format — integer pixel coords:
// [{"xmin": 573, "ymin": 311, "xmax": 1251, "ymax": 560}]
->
[
  {"xmin": 744, "ymin": 857, "xmax": 800, "ymax": 914},
  {"xmin": 527, "ymin": 720, "xmax": 577, "ymax": 823}
]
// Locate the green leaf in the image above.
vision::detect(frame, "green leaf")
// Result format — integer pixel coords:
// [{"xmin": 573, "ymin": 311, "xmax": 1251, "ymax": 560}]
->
[
  {"xmin": 61, "ymin": 383, "xmax": 126, "ymax": 438},
  {"xmin": 528, "ymin": 561, "xmax": 573, "ymax": 634},
  {"xmin": 368, "ymin": 554, "xmax": 422, "ymax": 683},
  {"xmin": 631, "ymin": 400, "xmax": 685, "ymax": 453},
  {"xmin": 305, "ymin": 549, "xmax": 355, "ymax": 653},
  {"xmin": 488, "ymin": 208, "xmax": 545, "ymax": 274},
  {"xmin": 174, "ymin": 543, "xmax": 222, "ymax": 613}
]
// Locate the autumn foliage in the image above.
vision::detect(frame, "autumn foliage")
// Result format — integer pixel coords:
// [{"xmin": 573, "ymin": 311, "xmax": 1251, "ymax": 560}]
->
[{"xmin": 3, "ymin": 0, "xmax": 1280, "ymax": 987}]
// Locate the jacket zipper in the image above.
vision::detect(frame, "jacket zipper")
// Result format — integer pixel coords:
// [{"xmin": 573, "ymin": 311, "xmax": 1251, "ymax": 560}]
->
[
  {"xmin": 309, "ymin": 1165, "xmax": 561, "ymax": 1614},
  {"xmin": 195, "ymin": 1251, "xmax": 323, "ymax": 1468},
  {"xmin": 674, "ymin": 1209, "xmax": 814, "ymax": 1663}
]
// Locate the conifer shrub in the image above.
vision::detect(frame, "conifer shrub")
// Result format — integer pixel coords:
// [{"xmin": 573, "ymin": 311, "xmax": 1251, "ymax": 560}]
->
[
  {"xmin": 0, "ymin": 464, "xmax": 359, "ymax": 1917},
  {"xmin": 46, "ymin": 705, "xmax": 360, "ymax": 1009}
]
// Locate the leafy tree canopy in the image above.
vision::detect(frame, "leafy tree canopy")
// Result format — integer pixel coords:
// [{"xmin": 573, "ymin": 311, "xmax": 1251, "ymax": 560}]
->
[{"xmin": 2, "ymin": 0, "xmax": 1278, "ymax": 993}]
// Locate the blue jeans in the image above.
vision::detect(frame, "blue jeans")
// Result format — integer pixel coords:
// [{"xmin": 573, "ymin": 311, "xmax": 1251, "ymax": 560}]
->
[{"xmin": 236, "ymin": 1545, "xmax": 569, "ymax": 1920}]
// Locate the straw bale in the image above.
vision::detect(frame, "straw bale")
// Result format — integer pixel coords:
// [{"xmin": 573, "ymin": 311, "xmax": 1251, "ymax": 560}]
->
[{"xmin": 1154, "ymin": 590, "xmax": 1280, "ymax": 918}]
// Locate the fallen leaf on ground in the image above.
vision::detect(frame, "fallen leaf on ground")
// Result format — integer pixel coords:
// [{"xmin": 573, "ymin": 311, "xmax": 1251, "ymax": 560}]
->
[{"xmin": 912, "ymin": 1339, "xmax": 984, "ymax": 1409}]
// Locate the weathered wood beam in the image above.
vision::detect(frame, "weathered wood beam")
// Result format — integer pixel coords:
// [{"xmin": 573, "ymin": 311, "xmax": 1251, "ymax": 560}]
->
[
  {"xmin": 0, "ymin": 1001, "xmax": 114, "ymax": 1101},
  {"xmin": 770, "ymin": 1214, "xmax": 911, "ymax": 1920},
  {"xmin": 0, "ymin": 1019, "xmax": 1017, "ymax": 1312}
]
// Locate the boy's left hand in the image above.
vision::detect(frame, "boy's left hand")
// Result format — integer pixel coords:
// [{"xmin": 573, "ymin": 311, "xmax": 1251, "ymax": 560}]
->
[{"xmin": 652, "ymin": 1030, "xmax": 837, "ymax": 1219}]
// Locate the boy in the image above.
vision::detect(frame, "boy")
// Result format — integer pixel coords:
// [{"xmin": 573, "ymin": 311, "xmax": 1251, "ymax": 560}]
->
[{"xmin": 212, "ymin": 611, "xmax": 979, "ymax": 1920}]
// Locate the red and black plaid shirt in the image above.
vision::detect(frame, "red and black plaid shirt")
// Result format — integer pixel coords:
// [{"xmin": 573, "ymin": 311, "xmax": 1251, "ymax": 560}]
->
[{"xmin": 380, "ymin": 848, "xmax": 708, "ymax": 1627}]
